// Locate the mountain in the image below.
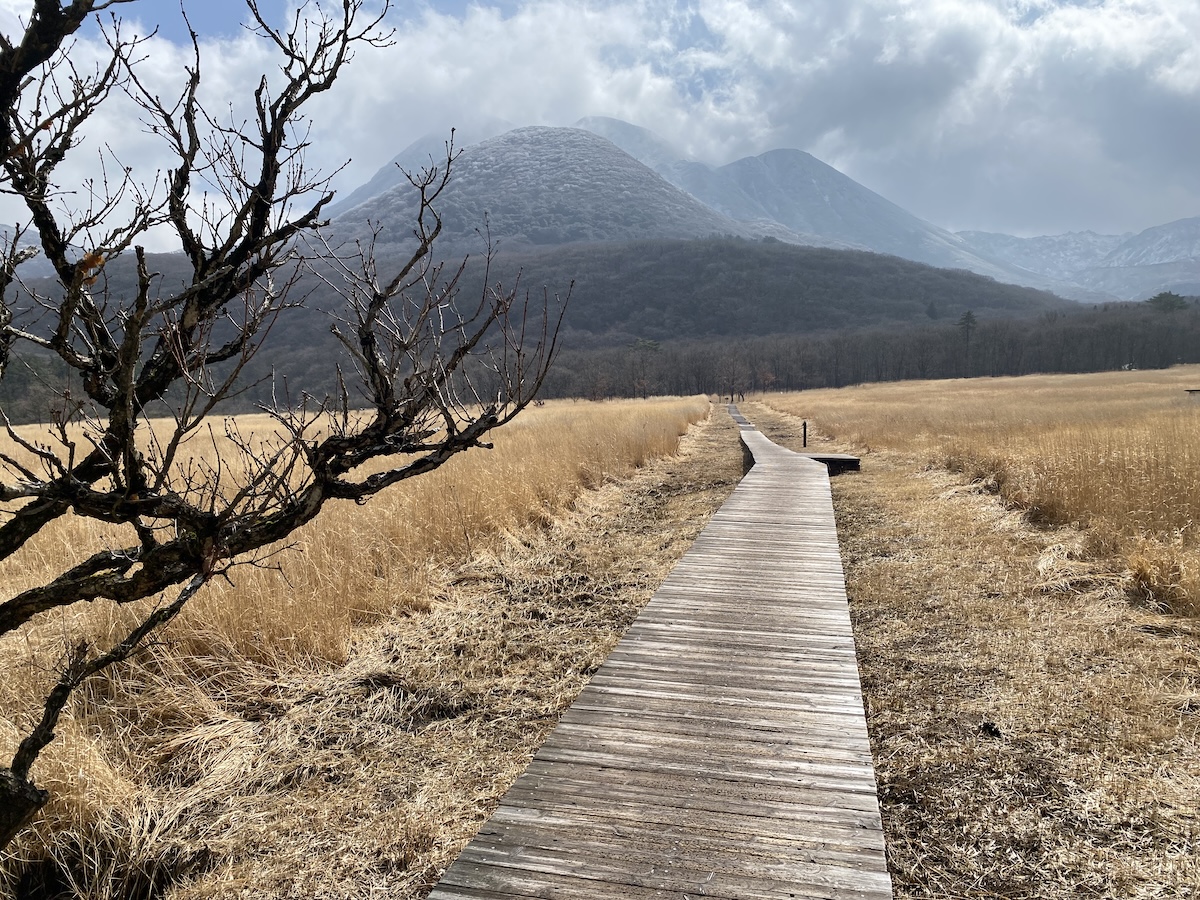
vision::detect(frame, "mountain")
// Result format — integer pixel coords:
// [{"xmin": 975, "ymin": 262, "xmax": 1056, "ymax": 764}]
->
[
  {"xmin": 574, "ymin": 119, "xmax": 1199, "ymax": 301},
  {"xmin": 573, "ymin": 117, "xmax": 1083, "ymax": 295},
  {"xmin": 1098, "ymin": 217, "xmax": 1200, "ymax": 268},
  {"xmin": 324, "ymin": 116, "xmax": 516, "ymax": 220},
  {"xmin": 327, "ymin": 126, "xmax": 854, "ymax": 252},
  {"xmin": 954, "ymin": 230, "xmax": 1128, "ymax": 282},
  {"xmin": 329, "ymin": 117, "xmax": 1197, "ymax": 302},
  {"xmin": 958, "ymin": 217, "xmax": 1200, "ymax": 300},
  {"xmin": 718, "ymin": 150, "xmax": 1008, "ymax": 276}
]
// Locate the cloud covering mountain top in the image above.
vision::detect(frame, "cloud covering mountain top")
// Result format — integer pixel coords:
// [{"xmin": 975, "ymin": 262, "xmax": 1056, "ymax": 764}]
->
[
  {"xmin": 0, "ymin": 0, "xmax": 1195, "ymax": 245},
  {"xmin": 325, "ymin": 125, "xmax": 780, "ymax": 250}
]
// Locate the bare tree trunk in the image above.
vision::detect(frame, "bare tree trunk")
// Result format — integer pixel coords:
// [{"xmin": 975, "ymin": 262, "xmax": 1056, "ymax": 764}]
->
[
  {"xmin": 0, "ymin": 0, "xmax": 567, "ymax": 856},
  {"xmin": 0, "ymin": 769, "xmax": 47, "ymax": 850}
]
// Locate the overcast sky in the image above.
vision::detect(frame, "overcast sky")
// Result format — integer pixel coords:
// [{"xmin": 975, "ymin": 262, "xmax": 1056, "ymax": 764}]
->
[{"xmin": 2, "ymin": 0, "xmax": 1198, "ymax": 242}]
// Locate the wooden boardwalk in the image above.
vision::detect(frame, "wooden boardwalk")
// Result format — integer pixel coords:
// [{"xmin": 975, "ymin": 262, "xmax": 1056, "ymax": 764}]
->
[{"xmin": 428, "ymin": 407, "xmax": 892, "ymax": 900}]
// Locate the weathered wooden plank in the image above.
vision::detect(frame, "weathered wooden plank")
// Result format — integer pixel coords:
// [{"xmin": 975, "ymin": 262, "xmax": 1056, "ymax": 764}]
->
[
  {"xmin": 598, "ymin": 653, "xmax": 857, "ymax": 674},
  {"xmin": 583, "ymin": 668, "xmax": 867, "ymax": 694},
  {"xmin": 521, "ymin": 752, "xmax": 880, "ymax": 799},
  {"xmin": 546, "ymin": 717, "xmax": 874, "ymax": 759},
  {"xmin": 559, "ymin": 699, "xmax": 874, "ymax": 740},
  {"xmin": 569, "ymin": 685, "xmax": 869, "ymax": 719},
  {"xmin": 489, "ymin": 804, "xmax": 887, "ymax": 858},
  {"xmin": 585, "ymin": 663, "xmax": 866, "ymax": 689},
  {"xmin": 616, "ymin": 621, "xmax": 860, "ymax": 645},
  {"xmin": 456, "ymin": 825, "xmax": 894, "ymax": 894},
  {"xmin": 440, "ymin": 854, "xmax": 892, "ymax": 900},
  {"xmin": 561, "ymin": 692, "xmax": 872, "ymax": 732},
  {"xmin": 506, "ymin": 765, "xmax": 886, "ymax": 821},
  {"xmin": 528, "ymin": 728, "xmax": 879, "ymax": 773},
  {"xmin": 465, "ymin": 819, "xmax": 890, "ymax": 880},
  {"xmin": 555, "ymin": 704, "xmax": 873, "ymax": 746},
  {"xmin": 428, "ymin": 408, "xmax": 892, "ymax": 900}
]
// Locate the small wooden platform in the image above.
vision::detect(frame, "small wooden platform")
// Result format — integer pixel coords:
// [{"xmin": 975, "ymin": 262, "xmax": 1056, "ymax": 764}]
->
[
  {"xmin": 428, "ymin": 408, "xmax": 890, "ymax": 900},
  {"xmin": 730, "ymin": 408, "xmax": 859, "ymax": 474}
]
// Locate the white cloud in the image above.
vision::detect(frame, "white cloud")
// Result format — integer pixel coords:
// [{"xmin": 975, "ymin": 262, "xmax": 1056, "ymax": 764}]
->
[
  {"xmin": 0, "ymin": 0, "xmax": 1197, "ymax": 245},
  {"xmin": 0, "ymin": 0, "xmax": 25, "ymax": 32}
]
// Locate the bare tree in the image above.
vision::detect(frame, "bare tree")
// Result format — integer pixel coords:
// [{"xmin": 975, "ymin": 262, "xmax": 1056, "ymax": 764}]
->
[{"xmin": 0, "ymin": 0, "xmax": 564, "ymax": 849}]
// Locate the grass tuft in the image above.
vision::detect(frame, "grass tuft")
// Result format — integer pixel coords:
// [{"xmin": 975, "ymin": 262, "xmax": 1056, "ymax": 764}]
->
[
  {"xmin": 1, "ymin": 396, "xmax": 722, "ymax": 898},
  {"xmin": 761, "ymin": 365, "xmax": 1200, "ymax": 615},
  {"xmin": 749, "ymin": 381, "xmax": 1200, "ymax": 897}
]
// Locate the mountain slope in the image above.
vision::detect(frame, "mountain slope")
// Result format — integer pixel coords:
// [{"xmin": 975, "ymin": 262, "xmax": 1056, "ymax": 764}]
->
[
  {"xmin": 719, "ymin": 150, "xmax": 1020, "ymax": 278},
  {"xmin": 572, "ymin": 116, "xmax": 686, "ymax": 176},
  {"xmin": 574, "ymin": 117, "xmax": 1080, "ymax": 294},
  {"xmin": 328, "ymin": 126, "xmax": 851, "ymax": 252},
  {"xmin": 959, "ymin": 218, "xmax": 1200, "ymax": 300},
  {"xmin": 955, "ymin": 230, "xmax": 1128, "ymax": 282},
  {"xmin": 572, "ymin": 116, "xmax": 772, "ymax": 221},
  {"xmin": 1099, "ymin": 217, "xmax": 1200, "ymax": 268},
  {"xmin": 324, "ymin": 116, "xmax": 515, "ymax": 220},
  {"xmin": 462, "ymin": 237, "xmax": 1074, "ymax": 345}
]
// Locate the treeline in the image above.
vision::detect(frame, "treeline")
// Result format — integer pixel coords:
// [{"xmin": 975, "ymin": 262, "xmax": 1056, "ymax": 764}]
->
[
  {"xmin": 540, "ymin": 301, "xmax": 1200, "ymax": 399},
  {"xmin": 0, "ymin": 236, "xmax": 1073, "ymax": 416},
  {"xmin": 3, "ymin": 238, "xmax": 1192, "ymax": 422},
  {"xmin": 7, "ymin": 300, "xmax": 1196, "ymax": 424}
]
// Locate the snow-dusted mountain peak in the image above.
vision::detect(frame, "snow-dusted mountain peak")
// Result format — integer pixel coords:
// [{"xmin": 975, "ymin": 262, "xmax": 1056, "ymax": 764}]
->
[{"xmin": 329, "ymin": 116, "xmax": 1198, "ymax": 301}]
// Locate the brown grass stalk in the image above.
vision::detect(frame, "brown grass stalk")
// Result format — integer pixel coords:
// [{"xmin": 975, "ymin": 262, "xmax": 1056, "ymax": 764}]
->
[
  {"xmin": 744, "ymin": 397, "xmax": 1200, "ymax": 897},
  {"xmin": 0, "ymin": 396, "xmax": 713, "ymax": 897},
  {"xmin": 760, "ymin": 366, "xmax": 1200, "ymax": 614}
]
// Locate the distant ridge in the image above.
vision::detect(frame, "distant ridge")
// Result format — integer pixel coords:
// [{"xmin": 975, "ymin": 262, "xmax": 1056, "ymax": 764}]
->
[
  {"xmin": 954, "ymin": 230, "xmax": 1128, "ymax": 282},
  {"xmin": 957, "ymin": 217, "xmax": 1200, "ymax": 300},
  {"xmin": 328, "ymin": 126, "xmax": 853, "ymax": 252},
  {"xmin": 574, "ymin": 116, "xmax": 1074, "ymax": 294},
  {"xmin": 326, "ymin": 116, "xmax": 1200, "ymax": 302},
  {"xmin": 1100, "ymin": 216, "xmax": 1200, "ymax": 269}
]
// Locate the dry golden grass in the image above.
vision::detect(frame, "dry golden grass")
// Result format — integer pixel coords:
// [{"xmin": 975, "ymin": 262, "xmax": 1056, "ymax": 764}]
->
[
  {"xmin": 761, "ymin": 366, "xmax": 1200, "ymax": 615},
  {"xmin": 182, "ymin": 397, "xmax": 712, "ymax": 663},
  {"xmin": 1, "ymin": 398, "xmax": 709, "ymax": 664},
  {"xmin": 746, "ymin": 398, "xmax": 1200, "ymax": 897},
  {"xmin": 0, "ymin": 396, "xmax": 728, "ymax": 898}
]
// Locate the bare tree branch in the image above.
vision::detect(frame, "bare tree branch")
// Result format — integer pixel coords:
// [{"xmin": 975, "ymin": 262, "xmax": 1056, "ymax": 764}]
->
[{"xmin": 0, "ymin": 0, "xmax": 567, "ymax": 855}]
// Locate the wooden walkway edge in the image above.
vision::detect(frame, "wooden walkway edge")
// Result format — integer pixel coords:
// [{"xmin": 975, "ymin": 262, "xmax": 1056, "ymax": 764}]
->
[{"xmin": 428, "ymin": 406, "xmax": 893, "ymax": 900}]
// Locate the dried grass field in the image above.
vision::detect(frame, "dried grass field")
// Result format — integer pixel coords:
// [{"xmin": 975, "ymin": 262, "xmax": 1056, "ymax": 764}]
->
[
  {"xmin": 753, "ymin": 368, "xmax": 1200, "ymax": 898},
  {"xmin": 6, "ymin": 370, "xmax": 1199, "ymax": 899},
  {"xmin": 1, "ymin": 397, "xmax": 746, "ymax": 898},
  {"xmin": 762, "ymin": 366, "xmax": 1200, "ymax": 615}
]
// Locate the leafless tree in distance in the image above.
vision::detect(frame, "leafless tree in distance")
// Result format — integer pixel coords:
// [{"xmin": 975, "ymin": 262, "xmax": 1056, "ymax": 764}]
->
[{"xmin": 0, "ymin": 0, "xmax": 565, "ymax": 849}]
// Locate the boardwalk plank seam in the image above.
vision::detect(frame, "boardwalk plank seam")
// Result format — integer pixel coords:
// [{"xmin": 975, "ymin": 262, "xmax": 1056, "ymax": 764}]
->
[{"xmin": 428, "ymin": 406, "xmax": 893, "ymax": 899}]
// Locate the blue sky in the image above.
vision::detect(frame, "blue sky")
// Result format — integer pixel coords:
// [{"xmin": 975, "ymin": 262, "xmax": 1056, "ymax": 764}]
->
[
  {"xmin": 4, "ymin": 0, "xmax": 1200, "ymax": 240},
  {"xmin": 143, "ymin": 1, "xmax": 506, "ymax": 43},
  {"xmin": 71, "ymin": 0, "xmax": 270, "ymax": 42},
  {"xmin": 138, "ymin": 0, "xmax": 256, "ymax": 42}
]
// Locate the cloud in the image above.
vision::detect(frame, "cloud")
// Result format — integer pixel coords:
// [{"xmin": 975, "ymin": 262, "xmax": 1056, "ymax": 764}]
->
[
  {"xmin": 855, "ymin": 0, "xmax": 1200, "ymax": 233},
  {"xmin": 0, "ymin": 0, "xmax": 1196, "ymax": 246},
  {"xmin": 315, "ymin": 0, "xmax": 1200, "ymax": 235}
]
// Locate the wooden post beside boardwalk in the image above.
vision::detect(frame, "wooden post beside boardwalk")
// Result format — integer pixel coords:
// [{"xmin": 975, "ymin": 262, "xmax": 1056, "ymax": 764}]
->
[{"xmin": 429, "ymin": 407, "xmax": 892, "ymax": 900}]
